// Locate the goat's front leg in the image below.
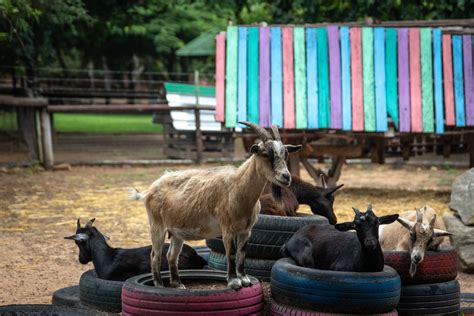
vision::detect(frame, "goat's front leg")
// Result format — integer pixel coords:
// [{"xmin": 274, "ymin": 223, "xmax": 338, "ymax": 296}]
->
[
  {"xmin": 236, "ymin": 231, "xmax": 252, "ymax": 287},
  {"xmin": 150, "ymin": 226, "xmax": 166, "ymax": 287},
  {"xmin": 222, "ymin": 232, "xmax": 240, "ymax": 289},
  {"xmin": 167, "ymin": 236, "xmax": 185, "ymax": 289}
]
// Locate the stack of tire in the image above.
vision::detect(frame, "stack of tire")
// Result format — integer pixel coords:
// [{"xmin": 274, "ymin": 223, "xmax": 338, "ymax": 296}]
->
[
  {"xmin": 205, "ymin": 214, "xmax": 328, "ymax": 281},
  {"xmin": 384, "ymin": 246, "xmax": 460, "ymax": 315},
  {"xmin": 269, "ymin": 258, "xmax": 401, "ymax": 315}
]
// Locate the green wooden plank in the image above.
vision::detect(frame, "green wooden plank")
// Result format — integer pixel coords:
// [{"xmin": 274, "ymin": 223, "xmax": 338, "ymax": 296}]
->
[
  {"xmin": 317, "ymin": 28, "xmax": 330, "ymax": 128},
  {"xmin": 294, "ymin": 27, "xmax": 307, "ymax": 129},
  {"xmin": 385, "ymin": 28, "xmax": 398, "ymax": 127},
  {"xmin": 362, "ymin": 27, "xmax": 375, "ymax": 131},
  {"xmin": 421, "ymin": 28, "xmax": 434, "ymax": 132},
  {"xmin": 247, "ymin": 27, "xmax": 259, "ymax": 124},
  {"xmin": 164, "ymin": 82, "xmax": 215, "ymax": 97},
  {"xmin": 225, "ymin": 26, "xmax": 238, "ymax": 127}
]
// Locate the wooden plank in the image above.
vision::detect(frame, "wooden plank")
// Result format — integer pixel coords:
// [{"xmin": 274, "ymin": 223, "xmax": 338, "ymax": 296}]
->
[
  {"xmin": 0, "ymin": 96, "xmax": 47, "ymax": 107},
  {"xmin": 247, "ymin": 27, "xmax": 259, "ymax": 124},
  {"xmin": 362, "ymin": 27, "xmax": 375, "ymax": 132},
  {"xmin": 328, "ymin": 26, "xmax": 342, "ymax": 129},
  {"xmin": 350, "ymin": 28, "xmax": 364, "ymax": 131},
  {"xmin": 442, "ymin": 34, "xmax": 455, "ymax": 126},
  {"xmin": 433, "ymin": 29, "xmax": 445, "ymax": 134},
  {"xmin": 270, "ymin": 27, "xmax": 283, "ymax": 127},
  {"xmin": 47, "ymin": 104, "xmax": 213, "ymax": 112},
  {"xmin": 398, "ymin": 28, "xmax": 411, "ymax": 132},
  {"xmin": 374, "ymin": 27, "xmax": 387, "ymax": 132},
  {"xmin": 385, "ymin": 28, "xmax": 398, "ymax": 128},
  {"xmin": 282, "ymin": 27, "xmax": 295, "ymax": 128},
  {"xmin": 259, "ymin": 27, "xmax": 271, "ymax": 127},
  {"xmin": 452, "ymin": 35, "xmax": 466, "ymax": 127},
  {"xmin": 463, "ymin": 35, "xmax": 474, "ymax": 126},
  {"xmin": 306, "ymin": 28, "xmax": 318, "ymax": 129},
  {"xmin": 420, "ymin": 28, "xmax": 434, "ymax": 133},
  {"xmin": 409, "ymin": 28, "xmax": 423, "ymax": 132},
  {"xmin": 317, "ymin": 28, "xmax": 330, "ymax": 128},
  {"xmin": 340, "ymin": 26, "xmax": 351, "ymax": 131},
  {"xmin": 237, "ymin": 27, "xmax": 247, "ymax": 123},
  {"xmin": 225, "ymin": 27, "xmax": 238, "ymax": 128},
  {"xmin": 294, "ymin": 27, "xmax": 307, "ymax": 129}
]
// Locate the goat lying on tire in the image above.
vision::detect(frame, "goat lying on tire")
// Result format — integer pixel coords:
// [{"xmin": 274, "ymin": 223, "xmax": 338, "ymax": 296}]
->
[{"xmin": 129, "ymin": 122, "xmax": 301, "ymax": 289}]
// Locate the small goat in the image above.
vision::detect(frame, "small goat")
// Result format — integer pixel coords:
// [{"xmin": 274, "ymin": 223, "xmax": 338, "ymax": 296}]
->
[
  {"xmin": 65, "ymin": 218, "xmax": 206, "ymax": 281},
  {"xmin": 129, "ymin": 122, "xmax": 301, "ymax": 289},
  {"xmin": 260, "ymin": 175, "xmax": 343, "ymax": 224},
  {"xmin": 283, "ymin": 205, "xmax": 398, "ymax": 272},
  {"xmin": 379, "ymin": 205, "xmax": 452, "ymax": 277}
]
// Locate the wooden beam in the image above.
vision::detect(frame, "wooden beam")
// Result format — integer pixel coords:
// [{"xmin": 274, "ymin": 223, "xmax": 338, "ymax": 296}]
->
[
  {"xmin": 40, "ymin": 109, "xmax": 54, "ymax": 169},
  {"xmin": 47, "ymin": 104, "xmax": 214, "ymax": 113},
  {"xmin": 0, "ymin": 96, "xmax": 47, "ymax": 107}
]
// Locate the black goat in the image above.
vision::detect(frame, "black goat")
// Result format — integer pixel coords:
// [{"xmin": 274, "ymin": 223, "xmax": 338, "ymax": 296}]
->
[
  {"xmin": 283, "ymin": 205, "xmax": 398, "ymax": 272},
  {"xmin": 260, "ymin": 175, "xmax": 343, "ymax": 224},
  {"xmin": 65, "ymin": 218, "xmax": 206, "ymax": 281}
]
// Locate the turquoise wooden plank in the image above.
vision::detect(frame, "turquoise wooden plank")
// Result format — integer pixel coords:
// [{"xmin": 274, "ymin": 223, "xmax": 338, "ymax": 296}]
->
[
  {"xmin": 306, "ymin": 28, "xmax": 318, "ymax": 129},
  {"xmin": 362, "ymin": 27, "xmax": 375, "ymax": 131},
  {"xmin": 225, "ymin": 26, "xmax": 238, "ymax": 128},
  {"xmin": 237, "ymin": 27, "xmax": 247, "ymax": 123},
  {"xmin": 420, "ymin": 28, "xmax": 434, "ymax": 133},
  {"xmin": 452, "ymin": 35, "xmax": 466, "ymax": 127},
  {"xmin": 340, "ymin": 26, "xmax": 351, "ymax": 131},
  {"xmin": 374, "ymin": 27, "xmax": 387, "ymax": 132},
  {"xmin": 317, "ymin": 28, "xmax": 330, "ymax": 128},
  {"xmin": 270, "ymin": 27, "xmax": 283, "ymax": 127},
  {"xmin": 247, "ymin": 27, "xmax": 259, "ymax": 124},
  {"xmin": 294, "ymin": 27, "xmax": 307, "ymax": 128},
  {"xmin": 433, "ymin": 28, "xmax": 444, "ymax": 134},
  {"xmin": 385, "ymin": 28, "xmax": 398, "ymax": 128}
]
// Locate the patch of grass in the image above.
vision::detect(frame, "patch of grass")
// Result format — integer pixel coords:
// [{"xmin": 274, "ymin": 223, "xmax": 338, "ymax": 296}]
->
[{"xmin": 0, "ymin": 112, "xmax": 17, "ymax": 131}]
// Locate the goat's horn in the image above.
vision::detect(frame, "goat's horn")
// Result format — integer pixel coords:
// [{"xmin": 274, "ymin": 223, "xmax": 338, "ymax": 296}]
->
[
  {"xmin": 433, "ymin": 228, "xmax": 454, "ymax": 237},
  {"xmin": 397, "ymin": 217, "xmax": 415, "ymax": 230},
  {"xmin": 239, "ymin": 121, "xmax": 272, "ymax": 142},
  {"xmin": 415, "ymin": 208, "xmax": 423, "ymax": 223},
  {"xmin": 271, "ymin": 124, "xmax": 281, "ymax": 141},
  {"xmin": 86, "ymin": 218, "xmax": 96, "ymax": 228},
  {"xmin": 352, "ymin": 207, "xmax": 361, "ymax": 216},
  {"xmin": 429, "ymin": 214, "xmax": 437, "ymax": 228},
  {"xmin": 76, "ymin": 218, "xmax": 81, "ymax": 229},
  {"xmin": 320, "ymin": 174, "xmax": 328, "ymax": 188},
  {"xmin": 367, "ymin": 203, "xmax": 373, "ymax": 213}
]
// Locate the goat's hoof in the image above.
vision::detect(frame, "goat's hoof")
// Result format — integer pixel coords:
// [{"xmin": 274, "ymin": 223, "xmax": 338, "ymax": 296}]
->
[
  {"xmin": 170, "ymin": 282, "xmax": 186, "ymax": 289},
  {"xmin": 227, "ymin": 278, "xmax": 242, "ymax": 290},
  {"xmin": 239, "ymin": 275, "xmax": 252, "ymax": 287}
]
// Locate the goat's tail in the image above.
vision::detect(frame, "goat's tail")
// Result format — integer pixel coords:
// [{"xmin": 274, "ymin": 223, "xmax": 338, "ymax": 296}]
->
[{"xmin": 127, "ymin": 187, "xmax": 148, "ymax": 200}]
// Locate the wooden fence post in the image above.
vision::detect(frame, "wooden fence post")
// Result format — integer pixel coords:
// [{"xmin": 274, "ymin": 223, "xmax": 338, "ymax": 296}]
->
[
  {"xmin": 194, "ymin": 70, "xmax": 203, "ymax": 164},
  {"xmin": 40, "ymin": 109, "xmax": 54, "ymax": 169}
]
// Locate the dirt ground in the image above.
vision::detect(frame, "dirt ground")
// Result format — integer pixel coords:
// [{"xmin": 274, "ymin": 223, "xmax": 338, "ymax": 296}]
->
[{"xmin": 0, "ymin": 162, "xmax": 473, "ymax": 306}]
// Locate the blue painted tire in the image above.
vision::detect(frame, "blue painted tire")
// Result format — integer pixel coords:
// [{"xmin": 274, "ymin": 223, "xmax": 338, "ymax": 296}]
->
[{"xmin": 271, "ymin": 258, "xmax": 401, "ymax": 314}]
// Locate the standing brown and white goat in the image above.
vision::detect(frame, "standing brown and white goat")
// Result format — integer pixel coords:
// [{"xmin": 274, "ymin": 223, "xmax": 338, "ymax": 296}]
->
[
  {"xmin": 379, "ymin": 205, "xmax": 453, "ymax": 277},
  {"xmin": 129, "ymin": 122, "xmax": 301, "ymax": 289}
]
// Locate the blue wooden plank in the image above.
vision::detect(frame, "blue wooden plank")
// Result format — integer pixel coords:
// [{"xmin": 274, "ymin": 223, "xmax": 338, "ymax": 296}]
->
[
  {"xmin": 306, "ymin": 28, "xmax": 318, "ymax": 129},
  {"xmin": 237, "ymin": 27, "xmax": 247, "ymax": 123},
  {"xmin": 374, "ymin": 27, "xmax": 387, "ymax": 132},
  {"xmin": 340, "ymin": 26, "xmax": 351, "ymax": 131},
  {"xmin": 433, "ymin": 29, "xmax": 444, "ymax": 134},
  {"xmin": 270, "ymin": 27, "xmax": 283, "ymax": 127},
  {"xmin": 452, "ymin": 35, "xmax": 466, "ymax": 127}
]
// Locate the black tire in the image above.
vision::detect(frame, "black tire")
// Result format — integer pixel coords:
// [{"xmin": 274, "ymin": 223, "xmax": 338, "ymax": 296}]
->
[
  {"xmin": 206, "ymin": 214, "xmax": 327, "ymax": 260},
  {"xmin": 462, "ymin": 292, "xmax": 474, "ymax": 302},
  {"xmin": 271, "ymin": 258, "xmax": 401, "ymax": 314},
  {"xmin": 0, "ymin": 304, "xmax": 112, "ymax": 316},
  {"xmin": 397, "ymin": 280, "xmax": 460, "ymax": 315},
  {"xmin": 207, "ymin": 251, "xmax": 274, "ymax": 281},
  {"xmin": 79, "ymin": 270, "xmax": 123, "ymax": 313},
  {"xmin": 52, "ymin": 285, "xmax": 81, "ymax": 308}
]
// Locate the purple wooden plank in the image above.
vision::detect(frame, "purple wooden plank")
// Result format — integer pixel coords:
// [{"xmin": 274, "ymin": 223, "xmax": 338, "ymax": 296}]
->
[
  {"xmin": 464, "ymin": 35, "xmax": 474, "ymax": 126},
  {"xmin": 398, "ymin": 28, "xmax": 411, "ymax": 132},
  {"xmin": 259, "ymin": 27, "xmax": 271, "ymax": 127},
  {"xmin": 328, "ymin": 25, "xmax": 342, "ymax": 129}
]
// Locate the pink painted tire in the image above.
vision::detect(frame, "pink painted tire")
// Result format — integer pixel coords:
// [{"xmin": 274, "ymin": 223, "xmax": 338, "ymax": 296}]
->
[
  {"xmin": 269, "ymin": 300, "xmax": 398, "ymax": 316},
  {"xmin": 122, "ymin": 269, "xmax": 263, "ymax": 315}
]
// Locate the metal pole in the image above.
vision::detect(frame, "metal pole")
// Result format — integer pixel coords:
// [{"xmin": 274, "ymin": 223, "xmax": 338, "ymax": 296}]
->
[{"xmin": 194, "ymin": 70, "xmax": 203, "ymax": 164}]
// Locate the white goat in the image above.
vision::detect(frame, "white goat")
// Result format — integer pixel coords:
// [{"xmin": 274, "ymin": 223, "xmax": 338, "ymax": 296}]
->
[
  {"xmin": 129, "ymin": 122, "xmax": 301, "ymax": 289},
  {"xmin": 379, "ymin": 205, "xmax": 452, "ymax": 277}
]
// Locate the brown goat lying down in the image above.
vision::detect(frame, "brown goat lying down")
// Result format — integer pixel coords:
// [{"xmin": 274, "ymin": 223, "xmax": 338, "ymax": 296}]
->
[{"xmin": 259, "ymin": 176, "xmax": 343, "ymax": 224}]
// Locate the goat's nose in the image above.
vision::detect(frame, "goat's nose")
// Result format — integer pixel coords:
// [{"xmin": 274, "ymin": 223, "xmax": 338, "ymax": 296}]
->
[
  {"xmin": 413, "ymin": 254, "xmax": 421, "ymax": 262},
  {"xmin": 282, "ymin": 172, "xmax": 291, "ymax": 182}
]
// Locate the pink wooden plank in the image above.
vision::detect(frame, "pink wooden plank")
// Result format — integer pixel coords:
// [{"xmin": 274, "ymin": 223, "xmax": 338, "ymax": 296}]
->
[
  {"xmin": 409, "ymin": 28, "xmax": 422, "ymax": 132},
  {"xmin": 328, "ymin": 25, "xmax": 342, "ymax": 129},
  {"xmin": 215, "ymin": 32, "xmax": 226, "ymax": 122},
  {"xmin": 282, "ymin": 27, "xmax": 295, "ymax": 128},
  {"xmin": 350, "ymin": 28, "xmax": 364, "ymax": 131},
  {"xmin": 442, "ymin": 34, "xmax": 455, "ymax": 126}
]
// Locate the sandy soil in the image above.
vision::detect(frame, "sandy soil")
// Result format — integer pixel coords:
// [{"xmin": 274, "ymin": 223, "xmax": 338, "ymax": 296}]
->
[{"xmin": 0, "ymin": 163, "xmax": 472, "ymax": 306}]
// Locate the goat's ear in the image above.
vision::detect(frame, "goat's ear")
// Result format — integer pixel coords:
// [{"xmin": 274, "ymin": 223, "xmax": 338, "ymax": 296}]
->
[
  {"xmin": 325, "ymin": 184, "xmax": 344, "ymax": 196},
  {"xmin": 379, "ymin": 214, "xmax": 399, "ymax": 225},
  {"xmin": 397, "ymin": 217, "xmax": 415, "ymax": 230},
  {"xmin": 334, "ymin": 221, "xmax": 355, "ymax": 232},
  {"xmin": 250, "ymin": 144, "xmax": 260, "ymax": 154},
  {"xmin": 433, "ymin": 229, "xmax": 454, "ymax": 237},
  {"xmin": 285, "ymin": 144, "xmax": 302, "ymax": 154}
]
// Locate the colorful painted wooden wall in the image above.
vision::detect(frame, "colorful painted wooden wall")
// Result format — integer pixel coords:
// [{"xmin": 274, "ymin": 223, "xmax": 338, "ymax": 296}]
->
[{"xmin": 215, "ymin": 26, "xmax": 474, "ymax": 134}]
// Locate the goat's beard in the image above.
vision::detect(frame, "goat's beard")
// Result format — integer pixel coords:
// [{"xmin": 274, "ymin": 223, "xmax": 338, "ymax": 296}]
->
[
  {"xmin": 409, "ymin": 262, "xmax": 418, "ymax": 278},
  {"xmin": 271, "ymin": 183, "xmax": 282, "ymax": 203}
]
